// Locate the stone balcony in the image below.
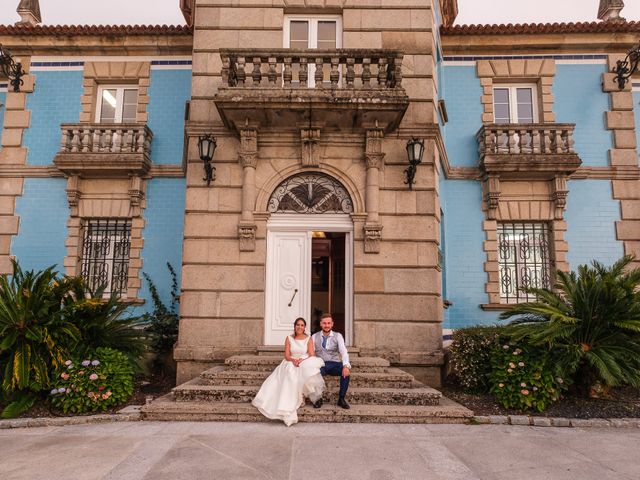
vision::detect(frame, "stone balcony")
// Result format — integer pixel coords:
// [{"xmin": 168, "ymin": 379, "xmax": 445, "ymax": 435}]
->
[
  {"xmin": 477, "ymin": 123, "xmax": 582, "ymax": 178},
  {"xmin": 54, "ymin": 123, "xmax": 153, "ymax": 177},
  {"xmin": 214, "ymin": 49, "xmax": 409, "ymax": 132}
]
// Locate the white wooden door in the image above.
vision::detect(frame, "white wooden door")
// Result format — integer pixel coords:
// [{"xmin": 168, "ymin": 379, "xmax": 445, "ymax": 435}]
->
[{"xmin": 264, "ymin": 231, "xmax": 311, "ymax": 345}]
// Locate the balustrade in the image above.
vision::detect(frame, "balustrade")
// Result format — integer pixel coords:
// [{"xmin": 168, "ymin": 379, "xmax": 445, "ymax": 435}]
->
[
  {"xmin": 219, "ymin": 49, "xmax": 404, "ymax": 89},
  {"xmin": 59, "ymin": 123, "xmax": 153, "ymax": 156},
  {"xmin": 477, "ymin": 123, "xmax": 576, "ymax": 158}
]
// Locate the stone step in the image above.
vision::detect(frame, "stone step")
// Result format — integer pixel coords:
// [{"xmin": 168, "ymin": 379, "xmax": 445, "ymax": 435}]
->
[
  {"xmin": 225, "ymin": 355, "xmax": 390, "ymax": 373},
  {"xmin": 257, "ymin": 345, "xmax": 360, "ymax": 357},
  {"xmin": 173, "ymin": 379, "xmax": 441, "ymax": 406},
  {"xmin": 141, "ymin": 394, "xmax": 473, "ymax": 424},
  {"xmin": 200, "ymin": 368, "xmax": 416, "ymax": 389}
]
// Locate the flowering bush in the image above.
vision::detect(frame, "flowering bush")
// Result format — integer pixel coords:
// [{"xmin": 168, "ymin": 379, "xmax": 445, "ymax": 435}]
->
[
  {"xmin": 448, "ymin": 326, "xmax": 506, "ymax": 392},
  {"xmin": 50, "ymin": 348, "xmax": 134, "ymax": 414},
  {"xmin": 489, "ymin": 343, "xmax": 569, "ymax": 412}
]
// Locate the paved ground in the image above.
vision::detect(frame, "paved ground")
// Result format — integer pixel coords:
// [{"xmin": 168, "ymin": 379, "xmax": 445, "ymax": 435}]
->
[{"xmin": 1, "ymin": 422, "xmax": 639, "ymax": 480}]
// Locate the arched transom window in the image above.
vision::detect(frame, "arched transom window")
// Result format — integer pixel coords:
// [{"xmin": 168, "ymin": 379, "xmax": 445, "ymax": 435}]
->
[{"xmin": 267, "ymin": 173, "xmax": 354, "ymax": 214}]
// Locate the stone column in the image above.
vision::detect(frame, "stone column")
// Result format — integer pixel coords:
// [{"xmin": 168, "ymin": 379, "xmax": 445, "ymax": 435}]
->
[
  {"xmin": 238, "ymin": 127, "xmax": 258, "ymax": 252},
  {"xmin": 364, "ymin": 129, "xmax": 384, "ymax": 253}
]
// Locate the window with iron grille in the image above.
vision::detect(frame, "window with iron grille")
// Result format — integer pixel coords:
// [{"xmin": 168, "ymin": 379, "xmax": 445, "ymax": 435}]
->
[
  {"xmin": 81, "ymin": 219, "xmax": 131, "ymax": 297},
  {"xmin": 498, "ymin": 222, "xmax": 552, "ymax": 303}
]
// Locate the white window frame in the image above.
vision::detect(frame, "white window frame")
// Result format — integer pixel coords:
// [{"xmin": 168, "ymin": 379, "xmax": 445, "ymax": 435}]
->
[
  {"xmin": 95, "ymin": 85, "xmax": 138, "ymax": 124},
  {"xmin": 283, "ymin": 15, "xmax": 343, "ymax": 50},
  {"xmin": 493, "ymin": 84, "xmax": 539, "ymax": 124},
  {"xmin": 283, "ymin": 15, "xmax": 343, "ymax": 88}
]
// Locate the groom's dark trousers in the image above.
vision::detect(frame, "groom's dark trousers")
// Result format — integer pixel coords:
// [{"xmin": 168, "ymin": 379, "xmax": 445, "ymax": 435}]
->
[{"xmin": 320, "ymin": 361, "xmax": 350, "ymax": 399}]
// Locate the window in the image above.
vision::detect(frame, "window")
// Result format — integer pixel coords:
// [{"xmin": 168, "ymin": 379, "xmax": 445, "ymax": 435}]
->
[
  {"xmin": 96, "ymin": 86, "xmax": 138, "ymax": 123},
  {"xmin": 498, "ymin": 222, "xmax": 552, "ymax": 303},
  {"xmin": 493, "ymin": 85, "xmax": 537, "ymax": 123},
  {"xmin": 81, "ymin": 219, "xmax": 131, "ymax": 297},
  {"xmin": 284, "ymin": 15, "xmax": 342, "ymax": 87}
]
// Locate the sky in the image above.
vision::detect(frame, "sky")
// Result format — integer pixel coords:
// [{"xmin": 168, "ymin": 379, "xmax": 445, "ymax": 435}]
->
[{"xmin": 0, "ymin": 0, "xmax": 638, "ymax": 26}]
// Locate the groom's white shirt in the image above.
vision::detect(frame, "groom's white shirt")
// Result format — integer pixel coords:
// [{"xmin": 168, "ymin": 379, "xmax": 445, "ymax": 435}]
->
[{"xmin": 312, "ymin": 330, "xmax": 351, "ymax": 369}]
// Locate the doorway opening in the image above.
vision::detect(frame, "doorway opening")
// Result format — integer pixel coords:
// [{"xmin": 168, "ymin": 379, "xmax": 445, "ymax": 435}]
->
[{"xmin": 310, "ymin": 232, "xmax": 346, "ymax": 336}]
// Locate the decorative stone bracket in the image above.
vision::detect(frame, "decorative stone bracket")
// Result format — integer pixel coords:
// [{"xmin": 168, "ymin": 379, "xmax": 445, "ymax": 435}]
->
[
  {"xmin": 551, "ymin": 175, "xmax": 569, "ymax": 220},
  {"xmin": 364, "ymin": 223, "xmax": 383, "ymax": 254},
  {"xmin": 238, "ymin": 222, "xmax": 257, "ymax": 252},
  {"xmin": 300, "ymin": 128, "xmax": 321, "ymax": 167},
  {"xmin": 482, "ymin": 175, "xmax": 500, "ymax": 220}
]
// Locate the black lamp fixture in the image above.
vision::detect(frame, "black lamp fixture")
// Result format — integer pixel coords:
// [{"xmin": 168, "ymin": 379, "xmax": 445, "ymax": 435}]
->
[
  {"xmin": 0, "ymin": 44, "xmax": 26, "ymax": 93},
  {"xmin": 404, "ymin": 138, "xmax": 425, "ymax": 190},
  {"xmin": 198, "ymin": 134, "xmax": 217, "ymax": 186},
  {"xmin": 613, "ymin": 43, "xmax": 640, "ymax": 90}
]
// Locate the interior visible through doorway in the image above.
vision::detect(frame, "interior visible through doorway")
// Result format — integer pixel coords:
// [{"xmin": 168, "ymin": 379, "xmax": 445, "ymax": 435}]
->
[{"xmin": 310, "ymin": 232, "xmax": 346, "ymax": 336}]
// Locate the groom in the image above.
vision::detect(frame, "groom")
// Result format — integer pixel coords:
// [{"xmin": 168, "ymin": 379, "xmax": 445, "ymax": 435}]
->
[{"xmin": 311, "ymin": 313, "xmax": 351, "ymax": 409}]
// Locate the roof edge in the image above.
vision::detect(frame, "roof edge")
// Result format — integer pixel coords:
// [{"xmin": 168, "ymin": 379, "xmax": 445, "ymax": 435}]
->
[
  {"xmin": 442, "ymin": 20, "xmax": 640, "ymax": 36},
  {"xmin": 0, "ymin": 24, "xmax": 192, "ymax": 36}
]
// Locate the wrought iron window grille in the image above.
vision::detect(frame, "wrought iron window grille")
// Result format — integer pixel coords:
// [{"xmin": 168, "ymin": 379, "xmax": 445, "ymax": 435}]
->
[
  {"xmin": 497, "ymin": 222, "xmax": 552, "ymax": 304},
  {"xmin": 80, "ymin": 219, "xmax": 132, "ymax": 297},
  {"xmin": 267, "ymin": 173, "xmax": 354, "ymax": 214}
]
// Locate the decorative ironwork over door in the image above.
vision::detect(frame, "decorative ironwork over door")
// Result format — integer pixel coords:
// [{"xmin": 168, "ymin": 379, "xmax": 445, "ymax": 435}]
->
[{"xmin": 267, "ymin": 173, "xmax": 353, "ymax": 214}]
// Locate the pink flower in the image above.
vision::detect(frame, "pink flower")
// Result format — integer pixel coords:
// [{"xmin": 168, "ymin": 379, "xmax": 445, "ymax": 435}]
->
[
  {"xmin": 520, "ymin": 383, "xmax": 527, "ymax": 388},
  {"xmin": 78, "ymin": 370, "xmax": 84, "ymax": 375},
  {"xmin": 89, "ymin": 373, "xmax": 98, "ymax": 381},
  {"xmin": 98, "ymin": 385, "xmax": 105, "ymax": 391},
  {"xmin": 521, "ymin": 389, "xmax": 530, "ymax": 396},
  {"xmin": 509, "ymin": 362, "xmax": 516, "ymax": 369},
  {"xmin": 61, "ymin": 373, "xmax": 69, "ymax": 380}
]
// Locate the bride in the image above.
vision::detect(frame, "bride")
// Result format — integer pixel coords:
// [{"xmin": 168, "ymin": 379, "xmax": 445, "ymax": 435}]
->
[{"xmin": 252, "ymin": 317, "xmax": 325, "ymax": 426}]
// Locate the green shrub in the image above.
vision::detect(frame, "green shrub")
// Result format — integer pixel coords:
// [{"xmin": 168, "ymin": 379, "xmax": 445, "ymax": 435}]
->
[
  {"xmin": 489, "ymin": 342, "xmax": 568, "ymax": 412},
  {"xmin": 50, "ymin": 348, "xmax": 134, "ymax": 414},
  {"xmin": 501, "ymin": 256, "xmax": 640, "ymax": 395},
  {"xmin": 448, "ymin": 325, "xmax": 505, "ymax": 392},
  {"xmin": 142, "ymin": 263, "xmax": 179, "ymax": 374},
  {"xmin": 0, "ymin": 262, "xmax": 82, "ymax": 417}
]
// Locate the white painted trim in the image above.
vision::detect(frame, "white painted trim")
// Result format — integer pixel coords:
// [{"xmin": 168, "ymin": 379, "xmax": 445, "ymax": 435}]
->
[
  {"xmin": 150, "ymin": 64, "xmax": 192, "ymax": 70},
  {"xmin": 632, "ymin": 83, "xmax": 640, "ymax": 92},
  {"xmin": 95, "ymin": 85, "xmax": 139, "ymax": 123},
  {"xmin": 266, "ymin": 213, "xmax": 354, "ymax": 345},
  {"xmin": 555, "ymin": 59, "xmax": 607, "ymax": 65},
  {"xmin": 29, "ymin": 66, "xmax": 85, "ymax": 72},
  {"xmin": 493, "ymin": 83, "xmax": 539, "ymax": 123},
  {"xmin": 31, "ymin": 55, "xmax": 192, "ymax": 62}
]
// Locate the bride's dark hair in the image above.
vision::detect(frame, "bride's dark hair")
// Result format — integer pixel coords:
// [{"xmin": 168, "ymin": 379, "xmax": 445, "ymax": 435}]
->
[{"xmin": 293, "ymin": 317, "xmax": 306, "ymax": 334}]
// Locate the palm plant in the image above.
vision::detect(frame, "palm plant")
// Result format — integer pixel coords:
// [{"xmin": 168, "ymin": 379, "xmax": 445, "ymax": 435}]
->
[
  {"xmin": 63, "ymin": 282, "xmax": 147, "ymax": 368},
  {"xmin": 501, "ymin": 256, "xmax": 640, "ymax": 395},
  {"xmin": 0, "ymin": 261, "xmax": 80, "ymax": 416}
]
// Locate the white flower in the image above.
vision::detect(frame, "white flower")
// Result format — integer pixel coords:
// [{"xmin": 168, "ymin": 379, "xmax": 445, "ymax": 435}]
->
[
  {"xmin": 533, "ymin": 387, "xmax": 538, "ymax": 391},
  {"xmin": 520, "ymin": 383, "xmax": 527, "ymax": 388},
  {"xmin": 556, "ymin": 377, "xmax": 564, "ymax": 384},
  {"xmin": 498, "ymin": 383, "xmax": 504, "ymax": 388},
  {"xmin": 503, "ymin": 345, "xmax": 510, "ymax": 350},
  {"xmin": 91, "ymin": 360, "xmax": 100, "ymax": 366},
  {"xmin": 507, "ymin": 368, "xmax": 513, "ymax": 373},
  {"xmin": 518, "ymin": 362, "xmax": 525, "ymax": 367},
  {"xmin": 50, "ymin": 388, "xmax": 58, "ymax": 395},
  {"xmin": 64, "ymin": 360, "xmax": 72, "ymax": 366}
]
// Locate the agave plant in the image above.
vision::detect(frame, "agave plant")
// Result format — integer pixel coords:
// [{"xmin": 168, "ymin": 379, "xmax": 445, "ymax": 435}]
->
[
  {"xmin": 501, "ymin": 256, "xmax": 640, "ymax": 395},
  {"xmin": 0, "ymin": 261, "xmax": 80, "ymax": 416}
]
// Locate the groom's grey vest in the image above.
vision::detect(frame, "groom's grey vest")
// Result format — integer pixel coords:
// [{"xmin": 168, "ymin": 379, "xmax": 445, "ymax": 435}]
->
[{"xmin": 314, "ymin": 332, "xmax": 342, "ymax": 363}]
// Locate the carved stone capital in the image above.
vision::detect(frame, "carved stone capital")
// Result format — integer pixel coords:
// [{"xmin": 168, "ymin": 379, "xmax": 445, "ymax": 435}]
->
[
  {"xmin": 365, "ymin": 128, "xmax": 385, "ymax": 169},
  {"xmin": 552, "ymin": 174, "xmax": 569, "ymax": 220},
  {"xmin": 239, "ymin": 127, "xmax": 258, "ymax": 168},
  {"xmin": 482, "ymin": 175, "xmax": 501, "ymax": 220},
  {"xmin": 300, "ymin": 128, "xmax": 321, "ymax": 167},
  {"xmin": 65, "ymin": 175, "xmax": 81, "ymax": 216},
  {"xmin": 364, "ymin": 223, "xmax": 383, "ymax": 254},
  {"xmin": 238, "ymin": 222, "xmax": 257, "ymax": 252}
]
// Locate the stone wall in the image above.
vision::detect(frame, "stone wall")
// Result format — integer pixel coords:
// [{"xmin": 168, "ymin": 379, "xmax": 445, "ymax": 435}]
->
[{"xmin": 177, "ymin": 0, "xmax": 444, "ymax": 384}]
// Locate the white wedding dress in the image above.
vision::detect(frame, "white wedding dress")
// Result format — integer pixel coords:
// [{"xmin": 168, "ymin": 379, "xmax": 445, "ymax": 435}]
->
[{"xmin": 251, "ymin": 335, "xmax": 325, "ymax": 426}]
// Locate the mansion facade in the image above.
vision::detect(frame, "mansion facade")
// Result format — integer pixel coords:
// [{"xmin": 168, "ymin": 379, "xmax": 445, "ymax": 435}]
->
[{"xmin": 1, "ymin": 0, "xmax": 639, "ymax": 385}]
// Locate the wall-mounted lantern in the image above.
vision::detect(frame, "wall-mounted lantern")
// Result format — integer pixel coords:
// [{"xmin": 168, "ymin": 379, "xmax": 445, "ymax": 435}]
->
[
  {"xmin": 613, "ymin": 43, "xmax": 640, "ymax": 90},
  {"xmin": 198, "ymin": 134, "xmax": 217, "ymax": 186},
  {"xmin": 404, "ymin": 138, "xmax": 425, "ymax": 190},
  {"xmin": 0, "ymin": 44, "xmax": 26, "ymax": 92}
]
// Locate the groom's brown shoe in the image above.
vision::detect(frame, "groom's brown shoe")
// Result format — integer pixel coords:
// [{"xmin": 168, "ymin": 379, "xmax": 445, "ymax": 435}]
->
[{"xmin": 337, "ymin": 398, "xmax": 350, "ymax": 409}]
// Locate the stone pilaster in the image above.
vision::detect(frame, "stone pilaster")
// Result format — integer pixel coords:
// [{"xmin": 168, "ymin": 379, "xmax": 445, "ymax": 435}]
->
[
  {"xmin": 238, "ymin": 127, "xmax": 258, "ymax": 252},
  {"xmin": 364, "ymin": 129, "xmax": 384, "ymax": 253}
]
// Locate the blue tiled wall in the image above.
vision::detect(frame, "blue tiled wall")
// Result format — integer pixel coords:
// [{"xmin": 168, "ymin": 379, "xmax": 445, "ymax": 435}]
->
[
  {"xmin": 23, "ymin": 71, "xmax": 83, "ymax": 166},
  {"xmin": 565, "ymin": 180, "xmax": 624, "ymax": 269},
  {"xmin": 442, "ymin": 65, "xmax": 483, "ymax": 167},
  {"xmin": 12, "ymin": 178, "xmax": 69, "ymax": 272},
  {"xmin": 137, "ymin": 178, "xmax": 186, "ymax": 312},
  {"xmin": 0, "ymin": 90, "xmax": 6, "ymax": 144},
  {"xmin": 147, "ymin": 69, "xmax": 191, "ymax": 166},
  {"xmin": 555, "ymin": 64, "xmax": 611, "ymax": 167},
  {"xmin": 441, "ymin": 179, "xmax": 498, "ymax": 329}
]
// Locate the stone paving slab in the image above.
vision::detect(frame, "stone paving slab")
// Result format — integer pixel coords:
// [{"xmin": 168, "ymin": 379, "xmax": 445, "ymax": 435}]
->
[{"xmin": 1, "ymin": 422, "xmax": 640, "ymax": 480}]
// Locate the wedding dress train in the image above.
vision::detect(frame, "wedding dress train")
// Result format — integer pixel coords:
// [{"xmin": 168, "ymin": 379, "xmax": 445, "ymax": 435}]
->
[{"xmin": 251, "ymin": 335, "xmax": 325, "ymax": 426}]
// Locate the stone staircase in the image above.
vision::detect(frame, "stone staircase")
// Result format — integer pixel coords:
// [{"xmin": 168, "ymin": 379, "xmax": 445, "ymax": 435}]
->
[{"xmin": 141, "ymin": 354, "xmax": 473, "ymax": 424}]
